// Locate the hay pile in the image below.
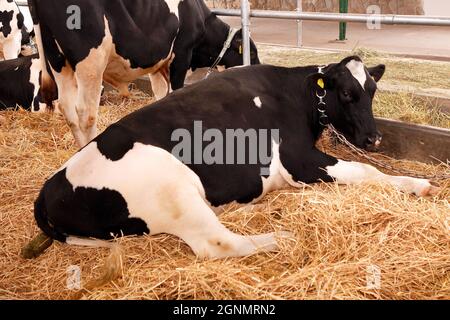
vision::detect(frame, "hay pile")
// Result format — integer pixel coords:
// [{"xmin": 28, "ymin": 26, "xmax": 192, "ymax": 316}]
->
[{"xmin": 0, "ymin": 90, "xmax": 449, "ymax": 300}]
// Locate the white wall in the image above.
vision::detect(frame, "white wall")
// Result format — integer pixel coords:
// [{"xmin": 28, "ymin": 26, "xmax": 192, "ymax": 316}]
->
[{"xmin": 423, "ymin": 0, "xmax": 450, "ymax": 16}]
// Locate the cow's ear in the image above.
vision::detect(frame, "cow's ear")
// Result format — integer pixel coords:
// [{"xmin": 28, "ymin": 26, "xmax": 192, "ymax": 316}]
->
[
  {"xmin": 368, "ymin": 64, "xmax": 386, "ymax": 82},
  {"xmin": 234, "ymin": 28, "xmax": 243, "ymax": 40}
]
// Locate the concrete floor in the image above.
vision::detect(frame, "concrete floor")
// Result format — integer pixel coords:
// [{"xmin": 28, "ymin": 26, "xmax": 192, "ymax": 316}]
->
[{"xmin": 223, "ymin": 17, "xmax": 450, "ymax": 60}]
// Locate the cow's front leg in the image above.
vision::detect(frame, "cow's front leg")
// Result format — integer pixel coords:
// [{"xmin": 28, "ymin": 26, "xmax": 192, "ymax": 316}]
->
[
  {"xmin": 280, "ymin": 147, "xmax": 437, "ymax": 197},
  {"xmin": 170, "ymin": 48, "xmax": 193, "ymax": 90},
  {"xmin": 326, "ymin": 160, "xmax": 438, "ymax": 197}
]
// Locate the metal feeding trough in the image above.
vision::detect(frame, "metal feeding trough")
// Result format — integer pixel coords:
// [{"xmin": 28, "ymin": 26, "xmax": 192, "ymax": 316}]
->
[{"xmin": 375, "ymin": 118, "xmax": 450, "ymax": 164}]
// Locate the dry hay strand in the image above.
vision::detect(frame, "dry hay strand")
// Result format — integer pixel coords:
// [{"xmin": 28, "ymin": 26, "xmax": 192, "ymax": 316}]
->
[{"xmin": 0, "ymin": 91, "xmax": 449, "ymax": 300}]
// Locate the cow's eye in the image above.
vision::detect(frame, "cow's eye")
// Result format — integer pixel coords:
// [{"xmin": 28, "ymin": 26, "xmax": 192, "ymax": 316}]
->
[{"xmin": 343, "ymin": 90, "xmax": 351, "ymax": 97}]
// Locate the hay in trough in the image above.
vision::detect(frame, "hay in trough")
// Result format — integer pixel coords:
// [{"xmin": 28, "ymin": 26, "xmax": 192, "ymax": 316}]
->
[{"xmin": 0, "ymin": 89, "xmax": 449, "ymax": 300}]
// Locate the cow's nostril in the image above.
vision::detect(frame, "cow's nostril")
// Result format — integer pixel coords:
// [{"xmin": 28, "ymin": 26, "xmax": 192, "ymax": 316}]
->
[
  {"xmin": 365, "ymin": 134, "xmax": 382, "ymax": 150},
  {"xmin": 366, "ymin": 137, "xmax": 376, "ymax": 145}
]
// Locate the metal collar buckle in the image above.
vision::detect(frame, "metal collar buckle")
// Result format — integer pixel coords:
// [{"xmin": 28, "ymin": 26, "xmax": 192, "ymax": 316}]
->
[{"xmin": 316, "ymin": 66, "xmax": 329, "ymax": 127}]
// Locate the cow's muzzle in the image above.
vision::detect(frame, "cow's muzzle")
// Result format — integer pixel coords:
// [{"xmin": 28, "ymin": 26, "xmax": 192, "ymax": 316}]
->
[{"xmin": 364, "ymin": 132, "xmax": 383, "ymax": 152}]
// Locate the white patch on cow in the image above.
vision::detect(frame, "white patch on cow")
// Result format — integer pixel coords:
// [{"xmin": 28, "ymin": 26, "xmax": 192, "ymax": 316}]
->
[
  {"xmin": 346, "ymin": 59, "xmax": 367, "ymax": 90},
  {"xmin": 62, "ymin": 141, "xmax": 284, "ymax": 258},
  {"xmin": 260, "ymin": 141, "xmax": 288, "ymax": 199},
  {"xmin": 253, "ymin": 96, "xmax": 262, "ymax": 108},
  {"xmin": 29, "ymin": 56, "xmax": 46, "ymax": 112},
  {"xmin": 326, "ymin": 160, "xmax": 433, "ymax": 196},
  {"xmin": 164, "ymin": 0, "xmax": 182, "ymax": 18}
]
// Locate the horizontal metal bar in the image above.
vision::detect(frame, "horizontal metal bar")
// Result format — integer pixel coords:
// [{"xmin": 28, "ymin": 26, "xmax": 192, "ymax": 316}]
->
[
  {"xmin": 15, "ymin": 2, "xmax": 450, "ymax": 27},
  {"xmin": 212, "ymin": 9, "xmax": 450, "ymax": 27}
]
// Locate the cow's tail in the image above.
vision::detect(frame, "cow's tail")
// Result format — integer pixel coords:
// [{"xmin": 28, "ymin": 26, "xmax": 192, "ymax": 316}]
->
[
  {"xmin": 28, "ymin": 0, "xmax": 57, "ymax": 107},
  {"xmin": 21, "ymin": 188, "xmax": 63, "ymax": 259},
  {"xmin": 67, "ymin": 237, "xmax": 124, "ymax": 299},
  {"xmin": 33, "ymin": 189, "xmax": 123, "ymax": 295}
]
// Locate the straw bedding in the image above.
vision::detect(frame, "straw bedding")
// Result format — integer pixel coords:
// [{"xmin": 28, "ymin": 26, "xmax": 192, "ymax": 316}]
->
[{"xmin": 0, "ymin": 90, "xmax": 449, "ymax": 300}]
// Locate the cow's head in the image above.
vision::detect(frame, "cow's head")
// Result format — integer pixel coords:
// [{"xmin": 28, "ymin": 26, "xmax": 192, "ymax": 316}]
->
[
  {"xmin": 220, "ymin": 29, "xmax": 260, "ymax": 68},
  {"xmin": 191, "ymin": 16, "xmax": 260, "ymax": 71},
  {"xmin": 314, "ymin": 56, "xmax": 385, "ymax": 151}
]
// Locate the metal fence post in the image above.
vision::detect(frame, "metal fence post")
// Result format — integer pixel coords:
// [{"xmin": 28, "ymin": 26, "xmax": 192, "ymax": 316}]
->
[
  {"xmin": 296, "ymin": 0, "xmax": 303, "ymax": 47},
  {"xmin": 241, "ymin": 0, "xmax": 251, "ymax": 66},
  {"xmin": 339, "ymin": 0, "xmax": 348, "ymax": 40}
]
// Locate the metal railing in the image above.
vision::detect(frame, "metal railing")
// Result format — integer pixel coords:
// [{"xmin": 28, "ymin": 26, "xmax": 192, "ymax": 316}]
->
[
  {"xmin": 15, "ymin": 0, "xmax": 450, "ymax": 65},
  {"xmin": 212, "ymin": 9, "xmax": 450, "ymax": 26},
  {"xmin": 213, "ymin": 1, "xmax": 450, "ymax": 65}
]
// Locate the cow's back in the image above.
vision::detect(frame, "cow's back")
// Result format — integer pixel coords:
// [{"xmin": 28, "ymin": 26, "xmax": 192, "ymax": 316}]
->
[{"xmin": 32, "ymin": 0, "xmax": 181, "ymax": 71}]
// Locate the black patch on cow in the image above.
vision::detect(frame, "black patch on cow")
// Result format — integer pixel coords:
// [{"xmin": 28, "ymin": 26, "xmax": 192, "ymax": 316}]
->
[
  {"xmin": 95, "ymin": 124, "xmax": 136, "ymax": 161},
  {"xmin": 0, "ymin": 54, "xmax": 36, "ymax": 110},
  {"xmin": 0, "ymin": 9, "xmax": 14, "ymax": 37},
  {"xmin": 16, "ymin": 11, "xmax": 24, "ymax": 30},
  {"xmin": 42, "ymin": 169, "xmax": 150, "ymax": 240},
  {"xmin": 16, "ymin": 11, "xmax": 31, "ymax": 46}
]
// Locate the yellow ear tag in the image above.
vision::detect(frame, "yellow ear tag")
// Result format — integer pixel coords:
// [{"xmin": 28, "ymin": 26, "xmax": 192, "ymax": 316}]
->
[
  {"xmin": 239, "ymin": 45, "xmax": 243, "ymax": 55},
  {"xmin": 317, "ymin": 78, "xmax": 325, "ymax": 89}
]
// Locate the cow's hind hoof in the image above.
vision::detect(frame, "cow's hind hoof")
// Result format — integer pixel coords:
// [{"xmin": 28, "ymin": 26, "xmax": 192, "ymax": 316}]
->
[{"xmin": 21, "ymin": 233, "xmax": 54, "ymax": 259}]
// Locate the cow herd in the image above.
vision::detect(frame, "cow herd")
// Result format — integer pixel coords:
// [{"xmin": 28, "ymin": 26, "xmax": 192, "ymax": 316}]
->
[{"xmin": 1, "ymin": 0, "xmax": 439, "ymax": 261}]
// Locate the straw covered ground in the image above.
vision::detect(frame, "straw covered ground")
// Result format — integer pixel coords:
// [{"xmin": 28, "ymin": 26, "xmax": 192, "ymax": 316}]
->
[{"xmin": 0, "ymin": 89, "xmax": 449, "ymax": 300}]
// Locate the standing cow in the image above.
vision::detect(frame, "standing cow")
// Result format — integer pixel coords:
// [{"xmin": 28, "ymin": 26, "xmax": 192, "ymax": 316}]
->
[
  {"xmin": 28, "ymin": 0, "xmax": 260, "ymax": 147},
  {"xmin": 0, "ymin": 53, "xmax": 56, "ymax": 111},
  {"xmin": 33, "ymin": 57, "xmax": 438, "ymax": 260},
  {"xmin": 0, "ymin": 0, "xmax": 33, "ymax": 60}
]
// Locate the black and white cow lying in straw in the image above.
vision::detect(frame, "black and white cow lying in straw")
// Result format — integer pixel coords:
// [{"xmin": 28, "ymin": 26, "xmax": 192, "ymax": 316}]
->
[
  {"xmin": 0, "ymin": 0, "xmax": 33, "ymax": 60},
  {"xmin": 28, "ymin": 0, "xmax": 260, "ymax": 147},
  {"xmin": 34, "ymin": 57, "xmax": 439, "ymax": 259},
  {"xmin": 0, "ymin": 53, "xmax": 55, "ymax": 111}
]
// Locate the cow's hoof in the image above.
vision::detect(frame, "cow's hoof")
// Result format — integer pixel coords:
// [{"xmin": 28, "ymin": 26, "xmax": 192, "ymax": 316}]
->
[
  {"xmin": 419, "ymin": 185, "xmax": 440, "ymax": 197},
  {"xmin": 412, "ymin": 179, "xmax": 440, "ymax": 197},
  {"xmin": 21, "ymin": 233, "xmax": 54, "ymax": 259}
]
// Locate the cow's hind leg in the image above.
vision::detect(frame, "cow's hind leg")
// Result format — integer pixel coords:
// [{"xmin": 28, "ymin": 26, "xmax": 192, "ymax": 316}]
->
[
  {"xmin": 54, "ymin": 66, "xmax": 86, "ymax": 147},
  {"xmin": 75, "ymin": 55, "xmax": 108, "ymax": 144},
  {"xmin": 168, "ymin": 191, "xmax": 288, "ymax": 259}
]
